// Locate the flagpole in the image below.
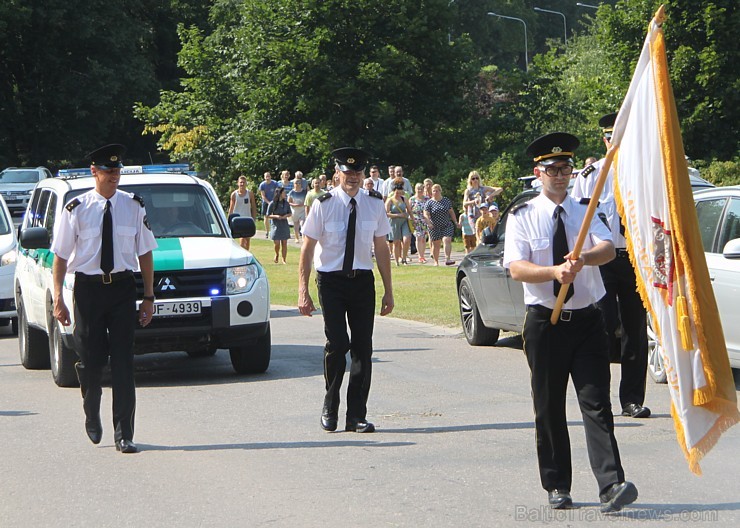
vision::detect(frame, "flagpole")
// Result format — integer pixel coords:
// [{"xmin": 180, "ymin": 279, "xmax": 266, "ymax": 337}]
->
[{"xmin": 550, "ymin": 146, "xmax": 617, "ymax": 324}]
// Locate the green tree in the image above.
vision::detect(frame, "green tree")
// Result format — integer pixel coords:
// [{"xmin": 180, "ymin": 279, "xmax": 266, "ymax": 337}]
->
[{"xmin": 135, "ymin": 0, "xmax": 480, "ymax": 192}]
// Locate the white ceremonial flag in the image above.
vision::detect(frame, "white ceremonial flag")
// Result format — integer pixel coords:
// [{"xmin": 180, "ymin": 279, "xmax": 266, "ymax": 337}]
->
[{"xmin": 608, "ymin": 6, "xmax": 739, "ymax": 475}]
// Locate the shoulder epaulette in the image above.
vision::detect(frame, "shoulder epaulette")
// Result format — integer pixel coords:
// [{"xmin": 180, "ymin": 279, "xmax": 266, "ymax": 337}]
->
[
  {"xmin": 581, "ymin": 164, "xmax": 596, "ymax": 178},
  {"xmin": 317, "ymin": 193, "xmax": 332, "ymax": 202},
  {"xmin": 578, "ymin": 197, "xmax": 600, "ymax": 206},
  {"xmin": 368, "ymin": 189, "xmax": 383, "ymax": 200},
  {"xmin": 132, "ymin": 194, "xmax": 145, "ymax": 207},
  {"xmin": 597, "ymin": 211, "xmax": 610, "ymax": 229},
  {"xmin": 65, "ymin": 198, "xmax": 81, "ymax": 212},
  {"xmin": 510, "ymin": 202, "xmax": 529, "ymax": 215}
]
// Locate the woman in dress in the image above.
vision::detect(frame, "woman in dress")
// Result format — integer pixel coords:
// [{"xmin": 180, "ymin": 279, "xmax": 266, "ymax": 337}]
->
[
  {"xmin": 228, "ymin": 175, "xmax": 257, "ymax": 250},
  {"xmin": 385, "ymin": 178, "xmax": 412, "ymax": 265},
  {"xmin": 287, "ymin": 178, "xmax": 307, "ymax": 244},
  {"xmin": 410, "ymin": 182, "xmax": 429, "ymax": 263},
  {"xmin": 423, "ymin": 184, "xmax": 458, "ymax": 266},
  {"xmin": 266, "ymin": 187, "xmax": 291, "ymax": 264},
  {"xmin": 462, "ymin": 171, "xmax": 502, "ymax": 225}
]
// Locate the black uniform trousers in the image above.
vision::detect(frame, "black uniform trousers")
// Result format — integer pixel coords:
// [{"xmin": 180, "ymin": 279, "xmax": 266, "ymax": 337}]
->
[
  {"xmin": 523, "ymin": 304, "xmax": 624, "ymax": 495},
  {"xmin": 598, "ymin": 254, "xmax": 648, "ymax": 408},
  {"xmin": 73, "ymin": 274, "xmax": 137, "ymax": 442},
  {"xmin": 316, "ymin": 271, "xmax": 375, "ymax": 421}
]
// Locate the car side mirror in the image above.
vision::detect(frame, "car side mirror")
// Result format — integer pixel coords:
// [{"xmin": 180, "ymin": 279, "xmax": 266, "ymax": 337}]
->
[
  {"xmin": 230, "ymin": 216, "xmax": 256, "ymax": 239},
  {"xmin": 722, "ymin": 238, "xmax": 740, "ymax": 259},
  {"xmin": 19, "ymin": 226, "xmax": 50, "ymax": 250},
  {"xmin": 481, "ymin": 226, "xmax": 499, "ymax": 245}
]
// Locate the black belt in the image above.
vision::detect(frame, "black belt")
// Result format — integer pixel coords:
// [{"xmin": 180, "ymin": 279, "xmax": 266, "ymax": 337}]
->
[
  {"xmin": 615, "ymin": 248, "xmax": 629, "ymax": 258},
  {"xmin": 75, "ymin": 271, "xmax": 133, "ymax": 284},
  {"xmin": 318, "ymin": 269, "xmax": 373, "ymax": 279},
  {"xmin": 527, "ymin": 303, "xmax": 598, "ymax": 322}
]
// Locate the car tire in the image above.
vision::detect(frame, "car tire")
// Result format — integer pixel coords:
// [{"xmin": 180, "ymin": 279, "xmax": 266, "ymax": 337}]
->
[
  {"xmin": 49, "ymin": 319, "xmax": 79, "ymax": 388},
  {"xmin": 647, "ymin": 316, "xmax": 667, "ymax": 384},
  {"xmin": 459, "ymin": 276, "xmax": 500, "ymax": 346},
  {"xmin": 18, "ymin": 298, "xmax": 50, "ymax": 369},
  {"xmin": 229, "ymin": 324, "xmax": 271, "ymax": 374}
]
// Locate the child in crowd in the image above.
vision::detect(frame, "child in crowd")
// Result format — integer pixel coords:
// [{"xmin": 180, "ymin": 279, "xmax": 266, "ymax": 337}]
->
[
  {"xmin": 459, "ymin": 211, "xmax": 476, "ymax": 254},
  {"xmin": 475, "ymin": 203, "xmax": 499, "ymax": 245}
]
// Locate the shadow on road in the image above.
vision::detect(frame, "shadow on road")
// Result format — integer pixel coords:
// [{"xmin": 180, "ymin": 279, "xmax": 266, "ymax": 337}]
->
[
  {"xmin": 0, "ymin": 410, "xmax": 38, "ymax": 417},
  {"xmin": 136, "ymin": 439, "xmax": 415, "ymax": 452},
  {"xmin": 382, "ymin": 421, "xmax": 644, "ymax": 434},
  {"xmin": 128, "ymin": 343, "xmax": 325, "ymax": 388}
]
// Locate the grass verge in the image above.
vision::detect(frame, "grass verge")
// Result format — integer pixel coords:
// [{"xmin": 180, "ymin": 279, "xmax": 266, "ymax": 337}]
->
[{"xmin": 247, "ymin": 237, "xmax": 464, "ymax": 328}]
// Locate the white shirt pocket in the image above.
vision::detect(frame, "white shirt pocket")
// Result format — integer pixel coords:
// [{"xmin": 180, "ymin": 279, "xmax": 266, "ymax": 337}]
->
[
  {"xmin": 116, "ymin": 225, "xmax": 138, "ymax": 256},
  {"xmin": 531, "ymin": 237, "xmax": 550, "ymax": 254},
  {"xmin": 359, "ymin": 220, "xmax": 376, "ymax": 243},
  {"xmin": 78, "ymin": 227, "xmax": 101, "ymax": 256},
  {"xmin": 325, "ymin": 221, "xmax": 345, "ymax": 243}
]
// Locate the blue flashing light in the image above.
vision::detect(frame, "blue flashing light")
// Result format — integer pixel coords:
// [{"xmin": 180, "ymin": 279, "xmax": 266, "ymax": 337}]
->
[{"xmin": 210, "ymin": 288, "xmax": 221, "ymax": 296}]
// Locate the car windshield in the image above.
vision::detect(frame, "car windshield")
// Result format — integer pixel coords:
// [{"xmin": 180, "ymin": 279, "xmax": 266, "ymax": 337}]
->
[
  {"xmin": 67, "ymin": 184, "xmax": 226, "ymax": 238},
  {"xmin": 0, "ymin": 170, "xmax": 41, "ymax": 183}
]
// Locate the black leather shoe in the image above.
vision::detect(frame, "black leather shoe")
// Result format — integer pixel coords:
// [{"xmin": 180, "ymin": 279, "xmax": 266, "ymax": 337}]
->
[
  {"xmin": 85, "ymin": 417, "xmax": 103, "ymax": 445},
  {"xmin": 321, "ymin": 409, "xmax": 338, "ymax": 432},
  {"xmin": 547, "ymin": 489, "xmax": 573, "ymax": 509},
  {"xmin": 345, "ymin": 419, "xmax": 375, "ymax": 433},
  {"xmin": 600, "ymin": 481, "xmax": 638, "ymax": 513},
  {"xmin": 115, "ymin": 439, "xmax": 139, "ymax": 454},
  {"xmin": 622, "ymin": 403, "xmax": 651, "ymax": 418}
]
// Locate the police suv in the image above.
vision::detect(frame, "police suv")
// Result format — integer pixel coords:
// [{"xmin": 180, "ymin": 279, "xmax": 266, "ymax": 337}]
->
[{"xmin": 15, "ymin": 164, "xmax": 271, "ymax": 387}]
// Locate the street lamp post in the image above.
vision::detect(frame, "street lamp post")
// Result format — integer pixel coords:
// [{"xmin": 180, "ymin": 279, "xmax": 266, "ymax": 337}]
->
[
  {"xmin": 487, "ymin": 12, "xmax": 528, "ymax": 72},
  {"xmin": 576, "ymin": 3, "xmax": 600, "ymax": 9},
  {"xmin": 533, "ymin": 7, "xmax": 567, "ymax": 46}
]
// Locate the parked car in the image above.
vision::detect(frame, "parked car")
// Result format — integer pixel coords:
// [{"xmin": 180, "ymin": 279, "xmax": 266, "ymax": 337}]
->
[
  {"xmin": 457, "ymin": 180, "xmax": 739, "ymax": 381},
  {"xmin": 0, "ymin": 166, "xmax": 53, "ymax": 216},
  {"xmin": 0, "ymin": 194, "xmax": 18, "ymax": 333},
  {"xmin": 648, "ymin": 185, "xmax": 740, "ymax": 382},
  {"xmin": 15, "ymin": 165, "xmax": 270, "ymax": 387}
]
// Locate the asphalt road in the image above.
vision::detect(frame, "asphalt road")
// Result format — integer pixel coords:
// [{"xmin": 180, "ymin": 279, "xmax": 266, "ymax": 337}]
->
[{"xmin": 1, "ymin": 307, "xmax": 738, "ymax": 528}]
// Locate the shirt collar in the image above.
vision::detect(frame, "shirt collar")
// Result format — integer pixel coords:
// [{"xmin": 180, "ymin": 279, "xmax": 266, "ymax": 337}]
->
[
  {"xmin": 333, "ymin": 186, "xmax": 362, "ymax": 207},
  {"xmin": 92, "ymin": 189, "xmax": 120, "ymax": 206},
  {"xmin": 536, "ymin": 193, "xmax": 572, "ymax": 218}
]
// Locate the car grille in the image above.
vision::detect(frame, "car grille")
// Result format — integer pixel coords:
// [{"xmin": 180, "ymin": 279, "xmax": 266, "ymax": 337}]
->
[{"xmin": 135, "ymin": 268, "xmax": 226, "ymax": 299}]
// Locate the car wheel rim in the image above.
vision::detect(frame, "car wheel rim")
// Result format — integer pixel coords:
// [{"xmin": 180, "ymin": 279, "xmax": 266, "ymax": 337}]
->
[
  {"xmin": 459, "ymin": 284, "xmax": 474, "ymax": 337},
  {"xmin": 647, "ymin": 319, "xmax": 664, "ymax": 378}
]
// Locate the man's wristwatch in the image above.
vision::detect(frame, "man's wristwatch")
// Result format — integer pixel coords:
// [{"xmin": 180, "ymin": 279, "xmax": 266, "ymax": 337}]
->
[{"xmin": 142, "ymin": 295, "xmax": 155, "ymax": 302}]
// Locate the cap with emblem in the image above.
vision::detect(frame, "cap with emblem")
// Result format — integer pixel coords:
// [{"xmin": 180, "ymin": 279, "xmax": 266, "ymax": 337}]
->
[
  {"xmin": 86, "ymin": 143, "xmax": 126, "ymax": 169},
  {"xmin": 332, "ymin": 147, "xmax": 370, "ymax": 172},
  {"xmin": 526, "ymin": 133, "xmax": 579, "ymax": 166},
  {"xmin": 599, "ymin": 112, "xmax": 618, "ymax": 140}
]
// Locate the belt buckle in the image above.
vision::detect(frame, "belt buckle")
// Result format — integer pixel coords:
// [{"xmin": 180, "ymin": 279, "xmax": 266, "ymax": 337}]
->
[
  {"xmin": 102, "ymin": 273, "xmax": 112, "ymax": 285},
  {"xmin": 347, "ymin": 270, "xmax": 357, "ymax": 278},
  {"xmin": 560, "ymin": 310, "xmax": 572, "ymax": 322}
]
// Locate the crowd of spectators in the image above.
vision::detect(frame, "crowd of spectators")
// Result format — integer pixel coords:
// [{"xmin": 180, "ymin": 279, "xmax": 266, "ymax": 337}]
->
[{"xmin": 232, "ymin": 165, "xmax": 511, "ymax": 265}]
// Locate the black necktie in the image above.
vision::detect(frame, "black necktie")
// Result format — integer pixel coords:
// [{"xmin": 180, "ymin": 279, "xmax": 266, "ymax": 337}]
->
[
  {"xmin": 101, "ymin": 200, "xmax": 113, "ymax": 274},
  {"xmin": 342, "ymin": 197, "xmax": 357, "ymax": 273},
  {"xmin": 552, "ymin": 205, "xmax": 574, "ymax": 303}
]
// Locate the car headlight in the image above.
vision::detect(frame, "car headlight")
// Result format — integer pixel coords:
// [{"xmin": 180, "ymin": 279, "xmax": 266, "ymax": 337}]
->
[
  {"xmin": 225, "ymin": 263, "xmax": 260, "ymax": 294},
  {"xmin": 0, "ymin": 248, "xmax": 17, "ymax": 266}
]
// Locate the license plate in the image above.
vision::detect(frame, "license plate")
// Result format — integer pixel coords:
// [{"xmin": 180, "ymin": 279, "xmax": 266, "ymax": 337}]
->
[{"xmin": 152, "ymin": 301, "xmax": 202, "ymax": 317}]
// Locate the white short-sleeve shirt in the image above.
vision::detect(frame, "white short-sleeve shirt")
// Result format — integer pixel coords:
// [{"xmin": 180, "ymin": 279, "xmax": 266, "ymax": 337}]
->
[
  {"xmin": 302, "ymin": 186, "xmax": 390, "ymax": 272},
  {"xmin": 51, "ymin": 189, "xmax": 158, "ymax": 274},
  {"xmin": 503, "ymin": 193, "xmax": 612, "ymax": 310}
]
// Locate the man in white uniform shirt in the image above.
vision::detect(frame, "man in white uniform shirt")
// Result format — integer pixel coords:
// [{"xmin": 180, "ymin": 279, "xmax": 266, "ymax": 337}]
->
[
  {"xmin": 504, "ymin": 133, "xmax": 637, "ymax": 513},
  {"xmin": 571, "ymin": 112, "xmax": 651, "ymax": 420},
  {"xmin": 298, "ymin": 147, "xmax": 393, "ymax": 434},
  {"xmin": 52, "ymin": 144, "xmax": 157, "ymax": 454}
]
